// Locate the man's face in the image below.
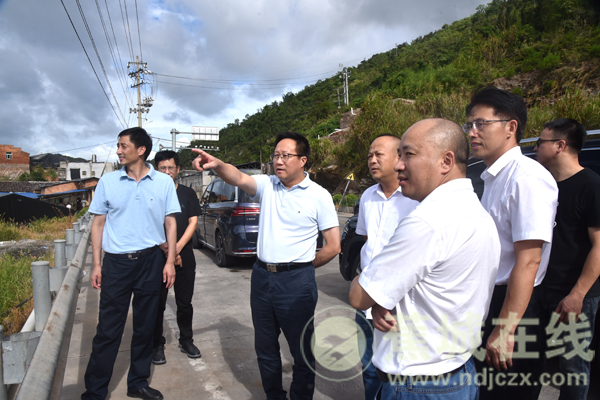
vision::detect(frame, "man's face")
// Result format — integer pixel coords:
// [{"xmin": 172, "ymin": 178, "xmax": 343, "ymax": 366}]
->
[
  {"xmin": 368, "ymin": 136, "xmax": 400, "ymax": 183},
  {"xmin": 467, "ymin": 105, "xmax": 513, "ymax": 166},
  {"xmin": 273, "ymin": 138, "xmax": 306, "ymax": 184},
  {"xmin": 157, "ymin": 158, "xmax": 180, "ymax": 182},
  {"xmin": 534, "ymin": 128, "xmax": 559, "ymax": 167},
  {"xmin": 116, "ymin": 135, "xmax": 145, "ymax": 166},
  {"xmin": 394, "ymin": 123, "xmax": 440, "ymax": 202}
]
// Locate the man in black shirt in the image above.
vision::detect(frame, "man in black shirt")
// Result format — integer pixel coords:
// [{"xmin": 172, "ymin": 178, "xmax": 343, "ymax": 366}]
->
[
  {"xmin": 153, "ymin": 151, "xmax": 202, "ymax": 363},
  {"xmin": 535, "ymin": 118, "xmax": 600, "ymax": 399}
]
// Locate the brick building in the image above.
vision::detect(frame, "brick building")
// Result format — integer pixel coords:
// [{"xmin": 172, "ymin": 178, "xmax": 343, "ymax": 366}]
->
[{"xmin": 0, "ymin": 145, "xmax": 30, "ymax": 179}]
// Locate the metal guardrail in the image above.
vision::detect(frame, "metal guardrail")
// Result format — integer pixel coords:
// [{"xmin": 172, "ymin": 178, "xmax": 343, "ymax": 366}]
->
[{"xmin": 8, "ymin": 215, "xmax": 93, "ymax": 400}]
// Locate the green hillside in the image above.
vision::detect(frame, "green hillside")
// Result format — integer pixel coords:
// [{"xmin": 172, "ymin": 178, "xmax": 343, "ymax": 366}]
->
[{"xmin": 183, "ymin": 0, "xmax": 600, "ymax": 183}]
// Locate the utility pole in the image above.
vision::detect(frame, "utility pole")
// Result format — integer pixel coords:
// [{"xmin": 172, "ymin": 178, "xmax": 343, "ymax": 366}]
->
[
  {"xmin": 333, "ymin": 87, "xmax": 342, "ymax": 109},
  {"xmin": 128, "ymin": 56, "xmax": 153, "ymax": 127},
  {"xmin": 339, "ymin": 64, "xmax": 351, "ymax": 106}
]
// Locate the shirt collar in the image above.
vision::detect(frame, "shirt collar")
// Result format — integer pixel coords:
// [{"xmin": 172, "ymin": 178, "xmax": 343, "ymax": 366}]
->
[
  {"xmin": 421, "ymin": 178, "xmax": 474, "ymax": 205},
  {"xmin": 483, "ymin": 146, "xmax": 522, "ymax": 178},
  {"xmin": 119, "ymin": 163, "xmax": 155, "ymax": 180},
  {"xmin": 375, "ymin": 184, "xmax": 403, "ymax": 200},
  {"xmin": 276, "ymin": 171, "xmax": 310, "ymax": 189}
]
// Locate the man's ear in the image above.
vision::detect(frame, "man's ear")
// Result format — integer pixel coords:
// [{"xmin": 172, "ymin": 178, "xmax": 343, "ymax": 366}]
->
[
  {"xmin": 137, "ymin": 146, "xmax": 146, "ymax": 157},
  {"xmin": 506, "ymin": 120, "xmax": 518, "ymax": 142},
  {"xmin": 557, "ymin": 139, "xmax": 568, "ymax": 153},
  {"xmin": 440, "ymin": 150, "xmax": 455, "ymax": 174}
]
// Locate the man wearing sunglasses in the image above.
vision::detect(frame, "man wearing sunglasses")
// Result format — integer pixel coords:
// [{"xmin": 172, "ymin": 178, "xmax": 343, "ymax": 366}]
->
[
  {"xmin": 465, "ymin": 87, "xmax": 558, "ymax": 398},
  {"xmin": 191, "ymin": 131, "xmax": 340, "ymax": 400},
  {"xmin": 535, "ymin": 118, "xmax": 600, "ymax": 399}
]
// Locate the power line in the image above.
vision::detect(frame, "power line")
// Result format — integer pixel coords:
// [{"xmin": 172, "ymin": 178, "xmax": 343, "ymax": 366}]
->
[
  {"xmin": 95, "ymin": 0, "xmax": 135, "ymax": 117},
  {"xmin": 119, "ymin": 0, "xmax": 134, "ymax": 60},
  {"xmin": 134, "ymin": 0, "xmax": 143, "ymax": 61},
  {"xmin": 152, "ymin": 69, "xmax": 339, "ymax": 84},
  {"xmin": 75, "ymin": 0, "xmax": 127, "ymax": 126},
  {"xmin": 152, "ymin": 78, "xmax": 331, "ymax": 91},
  {"xmin": 52, "ymin": 141, "xmax": 116, "ymax": 153},
  {"xmin": 60, "ymin": 0, "xmax": 125, "ymax": 128},
  {"xmin": 123, "ymin": 0, "xmax": 135, "ymax": 60}
]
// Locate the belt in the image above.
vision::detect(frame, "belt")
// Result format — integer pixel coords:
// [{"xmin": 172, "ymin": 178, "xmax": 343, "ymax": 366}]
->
[
  {"xmin": 104, "ymin": 246, "xmax": 159, "ymax": 260},
  {"xmin": 257, "ymin": 259, "xmax": 313, "ymax": 273},
  {"xmin": 376, "ymin": 364, "xmax": 464, "ymax": 383}
]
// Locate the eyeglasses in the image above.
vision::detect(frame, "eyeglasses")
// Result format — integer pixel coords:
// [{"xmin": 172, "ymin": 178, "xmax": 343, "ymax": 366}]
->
[
  {"xmin": 270, "ymin": 153, "xmax": 303, "ymax": 162},
  {"xmin": 158, "ymin": 166, "xmax": 178, "ymax": 172},
  {"xmin": 462, "ymin": 119, "xmax": 511, "ymax": 133},
  {"xmin": 536, "ymin": 138, "xmax": 562, "ymax": 147}
]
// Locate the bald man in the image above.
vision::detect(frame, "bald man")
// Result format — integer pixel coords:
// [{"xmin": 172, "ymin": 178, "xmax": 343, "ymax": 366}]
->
[{"xmin": 350, "ymin": 119, "xmax": 500, "ymax": 400}]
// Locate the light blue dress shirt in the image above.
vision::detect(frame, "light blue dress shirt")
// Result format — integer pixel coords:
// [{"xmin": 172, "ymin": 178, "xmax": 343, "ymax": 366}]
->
[{"xmin": 89, "ymin": 164, "xmax": 181, "ymax": 254}]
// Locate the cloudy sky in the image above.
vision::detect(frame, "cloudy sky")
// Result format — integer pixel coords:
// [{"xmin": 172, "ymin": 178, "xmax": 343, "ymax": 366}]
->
[{"xmin": 0, "ymin": 0, "xmax": 488, "ymax": 163}]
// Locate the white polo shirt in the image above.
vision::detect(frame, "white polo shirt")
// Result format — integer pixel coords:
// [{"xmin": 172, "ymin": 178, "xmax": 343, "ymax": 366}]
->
[
  {"xmin": 356, "ymin": 184, "xmax": 419, "ymax": 319},
  {"xmin": 359, "ymin": 179, "xmax": 500, "ymax": 375},
  {"xmin": 481, "ymin": 146, "xmax": 558, "ymax": 286},
  {"xmin": 252, "ymin": 173, "xmax": 338, "ymax": 263}
]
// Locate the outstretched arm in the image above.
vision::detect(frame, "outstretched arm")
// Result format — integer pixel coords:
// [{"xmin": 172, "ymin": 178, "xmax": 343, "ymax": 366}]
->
[{"xmin": 192, "ymin": 149, "xmax": 257, "ymax": 196}]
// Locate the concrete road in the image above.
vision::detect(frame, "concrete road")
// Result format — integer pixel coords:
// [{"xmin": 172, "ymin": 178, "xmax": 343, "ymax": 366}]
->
[{"xmin": 61, "ymin": 214, "xmax": 571, "ymax": 399}]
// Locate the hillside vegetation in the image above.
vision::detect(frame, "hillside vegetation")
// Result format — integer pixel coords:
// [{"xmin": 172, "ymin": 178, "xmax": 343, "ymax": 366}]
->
[{"xmin": 182, "ymin": 0, "xmax": 600, "ymax": 185}]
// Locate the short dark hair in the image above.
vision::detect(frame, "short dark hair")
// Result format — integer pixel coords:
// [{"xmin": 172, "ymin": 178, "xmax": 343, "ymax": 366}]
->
[
  {"xmin": 466, "ymin": 87, "xmax": 528, "ymax": 143},
  {"xmin": 544, "ymin": 118, "xmax": 587, "ymax": 154},
  {"xmin": 154, "ymin": 150, "xmax": 180, "ymax": 168},
  {"xmin": 274, "ymin": 131, "xmax": 310, "ymax": 161},
  {"xmin": 118, "ymin": 127, "xmax": 152, "ymax": 161}
]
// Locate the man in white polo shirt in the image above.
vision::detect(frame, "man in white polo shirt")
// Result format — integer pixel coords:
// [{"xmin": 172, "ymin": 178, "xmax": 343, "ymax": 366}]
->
[
  {"xmin": 465, "ymin": 87, "xmax": 558, "ymax": 398},
  {"xmin": 350, "ymin": 119, "xmax": 500, "ymax": 400},
  {"xmin": 355, "ymin": 134, "xmax": 418, "ymax": 399},
  {"xmin": 192, "ymin": 131, "xmax": 340, "ymax": 400}
]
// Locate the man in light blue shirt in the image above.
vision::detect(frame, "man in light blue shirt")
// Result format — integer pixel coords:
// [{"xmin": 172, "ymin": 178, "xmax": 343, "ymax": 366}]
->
[
  {"xmin": 192, "ymin": 131, "xmax": 340, "ymax": 400},
  {"xmin": 82, "ymin": 127, "xmax": 180, "ymax": 400}
]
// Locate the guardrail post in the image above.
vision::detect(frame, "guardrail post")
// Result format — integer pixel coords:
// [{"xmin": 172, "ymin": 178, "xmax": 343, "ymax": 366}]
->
[
  {"xmin": 54, "ymin": 240, "xmax": 66, "ymax": 268},
  {"xmin": 73, "ymin": 222, "xmax": 82, "ymax": 246},
  {"xmin": 31, "ymin": 261, "xmax": 51, "ymax": 332},
  {"xmin": 0, "ymin": 325, "xmax": 7, "ymax": 400},
  {"xmin": 65, "ymin": 229, "xmax": 75, "ymax": 263}
]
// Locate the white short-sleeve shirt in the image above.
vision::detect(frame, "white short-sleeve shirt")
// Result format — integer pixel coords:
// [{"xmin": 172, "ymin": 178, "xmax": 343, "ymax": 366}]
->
[
  {"xmin": 356, "ymin": 184, "xmax": 419, "ymax": 270},
  {"xmin": 481, "ymin": 146, "xmax": 558, "ymax": 286},
  {"xmin": 252, "ymin": 173, "xmax": 338, "ymax": 263},
  {"xmin": 359, "ymin": 179, "xmax": 500, "ymax": 375},
  {"xmin": 356, "ymin": 184, "xmax": 419, "ymax": 318}
]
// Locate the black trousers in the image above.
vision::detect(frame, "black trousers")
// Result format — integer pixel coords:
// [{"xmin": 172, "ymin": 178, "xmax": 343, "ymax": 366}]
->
[
  {"xmin": 476, "ymin": 285, "xmax": 544, "ymax": 400},
  {"xmin": 153, "ymin": 263, "xmax": 196, "ymax": 347},
  {"xmin": 82, "ymin": 248, "xmax": 163, "ymax": 400}
]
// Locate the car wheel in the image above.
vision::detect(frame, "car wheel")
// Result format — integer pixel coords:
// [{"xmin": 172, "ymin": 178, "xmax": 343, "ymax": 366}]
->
[
  {"xmin": 351, "ymin": 257, "xmax": 361, "ymax": 280},
  {"xmin": 192, "ymin": 231, "xmax": 201, "ymax": 249},
  {"xmin": 215, "ymin": 231, "xmax": 232, "ymax": 267}
]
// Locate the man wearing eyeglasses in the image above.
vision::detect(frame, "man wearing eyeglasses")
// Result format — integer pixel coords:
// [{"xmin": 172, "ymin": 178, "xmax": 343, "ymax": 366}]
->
[
  {"xmin": 535, "ymin": 118, "xmax": 600, "ymax": 399},
  {"xmin": 191, "ymin": 131, "xmax": 340, "ymax": 400},
  {"xmin": 152, "ymin": 150, "xmax": 202, "ymax": 366},
  {"xmin": 464, "ymin": 87, "xmax": 558, "ymax": 398}
]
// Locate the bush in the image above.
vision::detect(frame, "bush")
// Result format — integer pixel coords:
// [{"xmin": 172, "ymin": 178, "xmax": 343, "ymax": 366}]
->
[{"xmin": 333, "ymin": 193, "xmax": 359, "ymax": 207}]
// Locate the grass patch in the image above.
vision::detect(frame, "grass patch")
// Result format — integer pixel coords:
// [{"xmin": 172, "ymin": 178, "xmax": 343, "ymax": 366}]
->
[
  {"xmin": 0, "ymin": 252, "xmax": 54, "ymax": 335},
  {"xmin": 0, "ymin": 216, "xmax": 73, "ymax": 334},
  {"xmin": 0, "ymin": 216, "xmax": 77, "ymax": 242}
]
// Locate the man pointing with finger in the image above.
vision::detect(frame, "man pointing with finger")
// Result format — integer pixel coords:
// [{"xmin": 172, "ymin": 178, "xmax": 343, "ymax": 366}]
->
[
  {"xmin": 82, "ymin": 127, "xmax": 180, "ymax": 400},
  {"xmin": 192, "ymin": 131, "xmax": 340, "ymax": 400}
]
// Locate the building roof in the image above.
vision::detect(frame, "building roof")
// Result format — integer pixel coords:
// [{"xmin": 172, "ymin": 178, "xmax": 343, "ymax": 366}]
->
[
  {"xmin": 0, "ymin": 181, "xmax": 52, "ymax": 193},
  {"xmin": 0, "ymin": 193, "xmax": 74, "ymax": 223}
]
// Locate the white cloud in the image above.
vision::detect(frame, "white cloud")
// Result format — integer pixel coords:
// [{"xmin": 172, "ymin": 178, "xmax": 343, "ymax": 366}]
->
[{"xmin": 0, "ymin": 0, "xmax": 487, "ymax": 160}]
